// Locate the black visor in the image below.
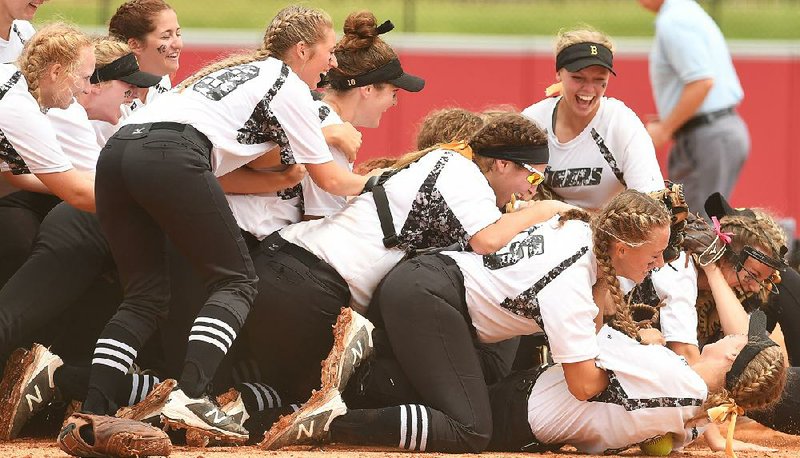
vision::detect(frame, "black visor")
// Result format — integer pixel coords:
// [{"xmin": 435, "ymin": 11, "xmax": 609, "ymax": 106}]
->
[
  {"xmin": 474, "ymin": 144, "xmax": 549, "ymax": 165},
  {"xmin": 725, "ymin": 310, "xmax": 780, "ymax": 390},
  {"xmin": 90, "ymin": 53, "xmax": 161, "ymax": 88},
  {"xmin": 555, "ymin": 42, "xmax": 616, "ymax": 75},
  {"xmin": 328, "ymin": 58, "xmax": 425, "ymax": 92}
]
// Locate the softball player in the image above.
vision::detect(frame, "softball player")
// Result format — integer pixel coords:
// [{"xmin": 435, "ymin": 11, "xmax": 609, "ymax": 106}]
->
[
  {"xmin": 72, "ymin": 4, "xmax": 375, "ymax": 445},
  {"xmin": 487, "ymin": 311, "xmax": 785, "ymax": 455},
  {"xmin": 521, "ymin": 27, "xmax": 664, "ymax": 211},
  {"xmin": 260, "ymin": 189, "xmax": 671, "ymax": 452}
]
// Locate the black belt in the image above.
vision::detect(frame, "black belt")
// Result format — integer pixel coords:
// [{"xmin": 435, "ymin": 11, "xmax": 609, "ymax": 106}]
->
[
  {"xmin": 676, "ymin": 106, "xmax": 736, "ymax": 135},
  {"xmin": 150, "ymin": 121, "xmax": 213, "ymax": 152},
  {"xmin": 260, "ymin": 231, "xmax": 337, "ymax": 274}
]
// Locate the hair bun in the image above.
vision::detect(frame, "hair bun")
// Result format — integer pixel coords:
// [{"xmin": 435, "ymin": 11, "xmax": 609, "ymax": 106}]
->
[{"xmin": 340, "ymin": 10, "xmax": 379, "ymax": 50}]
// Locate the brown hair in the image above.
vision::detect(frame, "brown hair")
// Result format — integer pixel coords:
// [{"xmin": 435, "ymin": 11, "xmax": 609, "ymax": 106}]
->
[
  {"xmin": 354, "ymin": 156, "xmax": 398, "ymax": 175},
  {"xmin": 590, "ymin": 190, "xmax": 671, "ymax": 339},
  {"xmin": 394, "ymin": 112, "xmax": 544, "ymax": 172},
  {"xmin": 415, "ymin": 108, "xmax": 485, "ymax": 150},
  {"xmin": 179, "ymin": 5, "xmax": 332, "ymax": 89},
  {"xmin": 328, "ymin": 11, "xmax": 396, "ymax": 89},
  {"xmin": 109, "ymin": 0, "xmax": 172, "ymax": 42},
  {"xmin": 17, "ymin": 23, "xmax": 93, "ymax": 107}
]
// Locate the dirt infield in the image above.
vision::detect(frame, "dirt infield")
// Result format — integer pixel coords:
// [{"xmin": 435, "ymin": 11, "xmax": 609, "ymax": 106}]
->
[{"xmin": 0, "ymin": 422, "xmax": 797, "ymax": 458}]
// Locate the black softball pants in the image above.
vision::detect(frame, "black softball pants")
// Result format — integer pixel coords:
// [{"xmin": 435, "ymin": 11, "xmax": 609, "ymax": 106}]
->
[
  {"xmin": 332, "ymin": 253, "xmax": 492, "ymax": 453},
  {"xmin": 89, "ymin": 123, "xmax": 257, "ymax": 407}
]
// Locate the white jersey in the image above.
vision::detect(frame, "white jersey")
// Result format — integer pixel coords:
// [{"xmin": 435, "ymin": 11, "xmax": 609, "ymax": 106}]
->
[
  {"xmin": 621, "ymin": 251, "xmax": 700, "ymax": 346},
  {"xmin": 92, "ymin": 75, "xmax": 172, "ymax": 146},
  {"xmin": 528, "ymin": 325, "xmax": 707, "ymax": 454},
  {"xmin": 46, "ymin": 103, "xmax": 102, "ymax": 172},
  {"xmin": 225, "ymin": 102, "xmax": 339, "ymax": 239},
  {"xmin": 446, "ymin": 216, "xmax": 600, "ymax": 364},
  {"xmin": 0, "ymin": 21, "xmax": 34, "ymax": 64},
  {"xmin": 302, "ymin": 101, "xmax": 352, "ymax": 217},
  {"xmin": 281, "ymin": 149, "xmax": 502, "ymax": 308},
  {"xmin": 124, "ymin": 58, "xmax": 331, "ymax": 177},
  {"xmin": 0, "ymin": 64, "xmax": 73, "ymax": 175},
  {"xmin": 522, "ymin": 97, "xmax": 664, "ymax": 210}
]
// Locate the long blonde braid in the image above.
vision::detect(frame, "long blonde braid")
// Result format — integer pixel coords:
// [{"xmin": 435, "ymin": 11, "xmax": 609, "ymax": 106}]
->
[
  {"xmin": 179, "ymin": 5, "xmax": 332, "ymax": 89},
  {"xmin": 591, "ymin": 190, "xmax": 671, "ymax": 340}
]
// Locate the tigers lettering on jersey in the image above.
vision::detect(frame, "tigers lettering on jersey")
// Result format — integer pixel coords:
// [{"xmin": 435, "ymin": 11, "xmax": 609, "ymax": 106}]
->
[
  {"xmin": 194, "ymin": 64, "xmax": 260, "ymax": 101},
  {"xmin": 547, "ymin": 167, "xmax": 603, "ymax": 188},
  {"xmin": 483, "ymin": 225, "xmax": 544, "ymax": 270},
  {"xmin": 499, "ymin": 246, "xmax": 589, "ymax": 326}
]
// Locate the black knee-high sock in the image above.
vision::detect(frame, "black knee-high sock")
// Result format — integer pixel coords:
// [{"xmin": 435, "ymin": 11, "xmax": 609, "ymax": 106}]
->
[
  {"xmin": 243, "ymin": 404, "xmax": 300, "ymax": 443},
  {"xmin": 236, "ymin": 382, "xmax": 283, "ymax": 413},
  {"xmin": 180, "ymin": 306, "xmax": 240, "ymax": 397},
  {"xmin": 330, "ymin": 405, "xmax": 432, "ymax": 451},
  {"xmin": 117, "ymin": 373, "xmax": 162, "ymax": 407},
  {"xmin": 83, "ymin": 324, "xmax": 140, "ymax": 415},
  {"xmin": 54, "ymin": 364, "xmax": 90, "ymax": 403},
  {"xmin": 230, "ymin": 358, "xmax": 262, "ymax": 385}
]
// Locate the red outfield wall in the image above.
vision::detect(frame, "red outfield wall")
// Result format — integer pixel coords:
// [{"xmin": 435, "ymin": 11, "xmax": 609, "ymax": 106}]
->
[{"xmin": 175, "ymin": 41, "xmax": 800, "ymax": 231}]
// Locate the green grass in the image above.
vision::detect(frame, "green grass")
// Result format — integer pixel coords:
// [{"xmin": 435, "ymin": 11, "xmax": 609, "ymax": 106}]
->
[{"xmin": 34, "ymin": 0, "xmax": 800, "ymax": 39}]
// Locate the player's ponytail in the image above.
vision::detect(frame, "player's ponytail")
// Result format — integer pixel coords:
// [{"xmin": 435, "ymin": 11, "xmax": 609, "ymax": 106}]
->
[
  {"xmin": 591, "ymin": 190, "xmax": 671, "ymax": 340},
  {"xmin": 178, "ymin": 5, "xmax": 332, "ymax": 89}
]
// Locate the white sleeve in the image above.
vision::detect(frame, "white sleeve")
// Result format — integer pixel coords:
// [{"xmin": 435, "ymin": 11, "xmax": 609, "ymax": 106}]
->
[
  {"xmin": 271, "ymin": 78, "xmax": 333, "ymax": 165},
  {"xmin": 0, "ymin": 95, "xmax": 72, "ymax": 175},
  {"xmin": 654, "ymin": 253, "xmax": 700, "ymax": 346},
  {"xmin": 538, "ymin": 262, "xmax": 600, "ymax": 363},
  {"xmin": 437, "ymin": 156, "xmax": 503, "ymax": 238},
  {"xmin": 616, "ymin": 107, "xmax": 664, "ymax": 193}
]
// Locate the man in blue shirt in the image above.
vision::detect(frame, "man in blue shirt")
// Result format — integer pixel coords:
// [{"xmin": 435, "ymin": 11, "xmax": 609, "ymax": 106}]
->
[{"xmin": 639, "ymin": 0, "xmax": 749, "ymax": 217}]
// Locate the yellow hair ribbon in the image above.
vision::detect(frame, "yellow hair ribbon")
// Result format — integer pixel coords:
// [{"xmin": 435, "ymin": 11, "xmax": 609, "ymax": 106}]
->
[
  {"xmin": 545, "ymin": 82, "xmax": 563, "ymax": 97},
  {"xmin": 438, "ymin": 141, "xmax": 473, "ymax": 161},
  {"xmin": 707, "ymin": 402, "xmax": 745, "ymax": 458}
]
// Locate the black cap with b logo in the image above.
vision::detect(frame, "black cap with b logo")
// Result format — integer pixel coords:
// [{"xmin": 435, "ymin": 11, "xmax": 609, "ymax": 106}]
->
[{"xmin": 555, "ymin": 42, "xmax": 616, "ymax": 75}]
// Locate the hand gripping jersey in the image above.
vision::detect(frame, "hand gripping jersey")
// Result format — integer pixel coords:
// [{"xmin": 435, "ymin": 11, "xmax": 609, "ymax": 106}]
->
[
  {"xmin": 621, "ymin": 251, "xmax": 700, "ymax": 346},
  {"xmin": 527, "ymin": 325, "xmax": 707, "ymax": 454},
  {"xmin": 522, "ymin": 97, "xmax": 664, "ymax": 210},
  {"xmin": 281, "ymin": 148, "xmax": 502, "ymax": 308},
  {"xmin": 123, "ymin": 57, "xmax": 332, "ymax": 178},
  {"xmin": 444, "ymin": 215, "xmax": 600, "ymax": 364},
  {"xmin": 0, "ymin": 64, "xmax": 74, "ymax": 176}
]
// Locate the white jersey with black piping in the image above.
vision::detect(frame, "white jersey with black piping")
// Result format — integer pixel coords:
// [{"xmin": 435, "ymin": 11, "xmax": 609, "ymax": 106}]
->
[
  {"xmin": 46, "ymin": 102, "xmax": 102, "ymax": 172},
  {"xmin": 92, "ymin": 75, "xmax": 172, "ymax": 146},
  {"xmin": 522, "ymin": 96, "xmax": 664, "ymax": 210},
  {"xmin": 0, "ymin": 64, "xmax": 73, "ymax": 176},
  {"xmin": 0, "ymin": 20, "xmax": 34, "ymax": 64},
  {"xmin": 123, "ymin": 57, "xmax": 332, "ymax": 178},
  {"xmin": 527, "ymin": 325, "xmax": 707, "ymax": 454},
  {"xmin": 445, "ymin": 215, "xmax": 599, "ymax": 364},
  {"xmin": 281, "ymin": 148, "xmax": 502, "ymax": 308}
]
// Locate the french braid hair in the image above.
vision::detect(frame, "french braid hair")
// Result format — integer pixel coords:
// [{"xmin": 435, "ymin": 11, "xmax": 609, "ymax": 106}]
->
[
  {"xmin": 696, "ymin": 209, "xmax": 788, "ymax": 344},
  {"xmin": 178, "ymin": 5, "xmax": 332, "ymax": 89},
  {"xmin": 415, "ymin": 108, "xmax": 485, "ymax": 150},
  {"xmin": 16, "ymin": 23, "xmax": 93, "ymax": 108},
  {"xmin": 394, "ymin": 112, "xmax": 545, "ymax": 172},
  {"xmin": 590, "ymin": 190, "xmax": 671, "ymax": 340},
  {"xmin": 695, "ymin": 345, "xmax": 786, "ymax": 421}
]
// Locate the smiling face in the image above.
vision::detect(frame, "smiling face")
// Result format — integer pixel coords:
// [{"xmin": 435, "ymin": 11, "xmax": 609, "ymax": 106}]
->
[
  {"xmin": 353, "ymin": 83, "xmax": 398, "ymax": 128},
  {"xmin": 2, "ymin": 0, "xmax": 47, "ymax": 21},
  {"xmin": 610, "ymin": 224, "xmax": 670, "ymax": 283},
  {"xmin": 721, "ymin": 247, "xmax": 780, "ymax": 295},
  {"xmin": 79, "ymin": 79, "xmax": 136, "ymax": 123},
  {"xmin": 130, "ymin": 8, "xmax": 182, "ymax": 76},
  {"xmin": 484, "ymin": 160, "xmax": 545, "ymax": 208},
  {"xmin": 557, "ymin": 65, "xmax": 610, "ymax": 121},
  {"xmin": 292, "ymin": 26, "xmax": 337, "ymax": 89},
  {"xmin": 40, "ymin": 45, "xmax": 95, "ymax": 110}
]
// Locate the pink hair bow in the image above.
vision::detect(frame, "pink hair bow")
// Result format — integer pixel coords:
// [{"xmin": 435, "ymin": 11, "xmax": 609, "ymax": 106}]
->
[{"xmin": 712, "ymin": 216, "xmax": 734, "ymax": 245}]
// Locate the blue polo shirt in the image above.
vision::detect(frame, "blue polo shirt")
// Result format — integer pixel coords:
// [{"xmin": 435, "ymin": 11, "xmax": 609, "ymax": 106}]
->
[{"xmin": 649, "ymin": 0, "xmax": 743, "ymax": 118}]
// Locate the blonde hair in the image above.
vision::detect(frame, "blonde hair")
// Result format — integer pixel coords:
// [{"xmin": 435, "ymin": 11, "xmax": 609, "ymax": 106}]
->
[
  {"xmin": 395, "ymin": 112, "xmax": 544, "ymax": 172},
  {"xmin": 415, "ymin": 108, "xmax": 484, "ymax": 150},
  {"xmin": 17, "ymin": 23, "xmax": 93, "ymax": 107},
  {"xmin": 591, "ymin": 190, "xmax": 671, "ymax": 339},
  {"xmin": 92, "ymin": 38, "xmax": 133, "ymax": 86},
  {"xmin": 179, "ymin": 5, "xmax": 332, "ymax": 89},
  {"xmin": 555, "ymin": 26, "xmax": 615, "ymax": 56},
  {"xmin": 328, "ymin": 11, "xmax": 396, "ymax": 89},
  {"xmin": 698, "ymin": 345, "xmax": 786, "ymax": 418}
]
